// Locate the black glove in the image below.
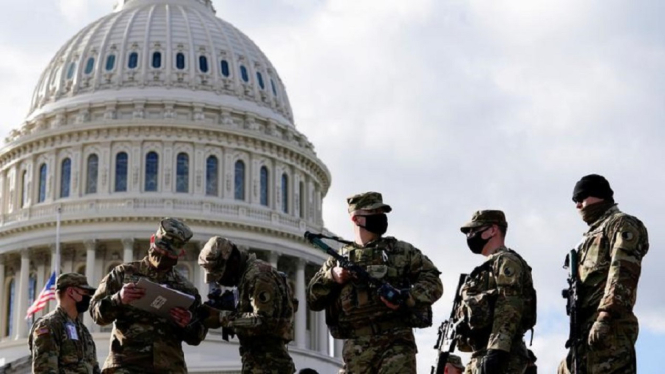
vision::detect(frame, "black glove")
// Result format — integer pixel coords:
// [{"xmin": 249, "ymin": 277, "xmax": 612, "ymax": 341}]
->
[{"xmin": 480, "ymin": 349, "xmax": 509, "ymax": 374}]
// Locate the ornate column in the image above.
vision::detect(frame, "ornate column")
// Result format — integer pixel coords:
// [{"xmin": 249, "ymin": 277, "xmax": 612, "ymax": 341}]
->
[
  {"xmin": 269, "ymin": 251, "xmax": 280, "ymax": 269},
  {"xmin": 0, "ymin": 255, "xmax": 5, "ymax": 339},
  {"xmin": 334, "ymin": 338, "xmax": 343, "ymax": 359},
  {"xmin": 317, "ymin": 310, "xmax": 328, "ymax": 355},
  {"xmin": 35, "ymin": 253, "xmax": 47, "ymax": 319},
  {"xmin": 194, "ymin": 241, "xmax": 208, "ymax": 297},
  {"xmin": 122, "ymin": 238, "xmax": 134, "ymax": 263},
  {"xmin": 295, "ymin": 258, "xmax": 306, "ymax": 348},
  {"xmin": 83, "ymin": 240, "xmax": 96, "ymax": 332},
  {"xmin": 15, "ymin": 249, "xmax": 30, "ymax": 339}
]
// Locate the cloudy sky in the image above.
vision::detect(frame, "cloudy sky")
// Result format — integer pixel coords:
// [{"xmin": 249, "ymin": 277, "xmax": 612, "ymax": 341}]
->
[{"xmin": 2, "ymin": 0, "xmax": 664, "ymax": 372}]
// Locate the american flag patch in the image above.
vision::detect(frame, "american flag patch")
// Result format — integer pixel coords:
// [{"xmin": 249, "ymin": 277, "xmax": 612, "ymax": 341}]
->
[{"xmin": 35, "ymin": 328, "xmax": 50, "ymax": 336}]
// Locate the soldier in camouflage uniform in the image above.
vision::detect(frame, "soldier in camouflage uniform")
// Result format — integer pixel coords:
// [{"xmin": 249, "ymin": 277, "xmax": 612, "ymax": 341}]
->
[
  {"xmin": 307, "ymin": 192, "xmax": 443, "ymax": 374},
  {"xmin": 29, "ymin": 273, "xmax": 101, "ymax": 374},
  {"xmin": 446, "ymin": 354, "xmax": 466, "ymax": 374},
  {"xmin": 558, "ymin": 175, "xmax": 649, "ymax": 374},
  {"xmin": 90, "ymin": 218, "xmax": 208, "ymax": 374},
  {"xmin": 456, "ymin": 210, "xmax": 537, "ymax": 374},
  {"xmin": 198, "ymin": 236, "xmax": 296, "ymax": 374}
]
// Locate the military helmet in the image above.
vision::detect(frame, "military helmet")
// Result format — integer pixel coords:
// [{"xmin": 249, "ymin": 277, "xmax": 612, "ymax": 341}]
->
[
  {"xmin": 154, "ymin": 218, "xmax": 193, "ymax": 255},
  {"xmin": 198, "ymin": 236, "xmax": 237, "ymax": 283}
]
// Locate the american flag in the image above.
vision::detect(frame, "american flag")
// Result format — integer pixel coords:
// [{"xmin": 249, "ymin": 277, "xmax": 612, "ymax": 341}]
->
[{"xmin": 25, "ymin": 271, "xmax": 56, "ymax": 320}]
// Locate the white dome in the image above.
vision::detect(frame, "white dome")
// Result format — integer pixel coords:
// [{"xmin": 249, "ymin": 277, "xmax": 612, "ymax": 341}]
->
[{"xmin": 28, "ymin": 0, "xmax": 292, "ymax": 125}]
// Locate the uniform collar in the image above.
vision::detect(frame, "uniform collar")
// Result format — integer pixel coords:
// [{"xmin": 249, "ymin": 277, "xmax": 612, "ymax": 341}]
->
[{"xmin": 587, "ymin": 204, "xmax": 620, "ymax": 231}]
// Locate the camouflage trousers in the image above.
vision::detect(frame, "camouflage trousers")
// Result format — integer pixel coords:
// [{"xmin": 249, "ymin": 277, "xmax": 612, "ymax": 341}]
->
[
  {"xmin": 102, "ymin": 366, "xmax": 186, "ymax": 374},
  {"xmin": 464, "ymin": 348, "xmax": 528, "ymax": 374},
  {"xmin": 240, "ymin": 341, "xmax": 295, "ymax": 374},
  {"xmin": 557, "ymin": 317, "xmax": 638, "ymax": 374},
  {"xmin": 340, "ymin": 329, "xmax": 417, "ymax": 374}
]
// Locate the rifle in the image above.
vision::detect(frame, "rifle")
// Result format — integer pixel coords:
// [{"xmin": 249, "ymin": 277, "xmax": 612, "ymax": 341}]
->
[
  {"xmin": 304, "ymin": 231, "xmax": 407, "ymax": 306},
  {"xmin": 562, "ymin": 249, "xmax": 581, "ymax": 374},
  {"xmin": 193, "ymin": 288, "xmax": 237, "ymax": 341},
  {"xmin": 431, "ymin": 273, "xmax": 468, "ymax": 374}
]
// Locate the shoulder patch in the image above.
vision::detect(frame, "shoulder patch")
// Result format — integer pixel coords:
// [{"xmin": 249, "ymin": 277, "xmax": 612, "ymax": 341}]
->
[
  {"xmin": 258, "ymin": 291, "xmax": 271, "ymax": 303},
  {"xmin": 35, "ymin": 327, "xmax": 50, "ymax": 336}
]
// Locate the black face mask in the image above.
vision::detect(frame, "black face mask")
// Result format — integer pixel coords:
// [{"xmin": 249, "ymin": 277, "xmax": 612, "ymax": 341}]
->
[
  {"xmin": 148, "ymin": 247, "xmax": 178, "ymax": 271},
  {"xmin": 359, "ymin": 214, "xmax": 388, "ymax": 235},
  {"xmin": 466, "ymin": 228, "xmax": 491, "ymax": 254},
  {"xmin": 76, "ymin": 295, "xmax": 91, "ymax": 314}
]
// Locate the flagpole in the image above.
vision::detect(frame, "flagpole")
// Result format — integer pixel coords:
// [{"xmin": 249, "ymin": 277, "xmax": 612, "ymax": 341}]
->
[{"xmin": 54, "ymin": 206, "xmax": 61, "ymax": 277}]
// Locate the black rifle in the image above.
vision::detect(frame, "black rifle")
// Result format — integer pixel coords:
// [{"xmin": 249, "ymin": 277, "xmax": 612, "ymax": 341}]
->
[
  {"xmin": 562, "ymin": 249, "xmax": 581, "ymax": 374},
  {"xmin": 304, "ymin": 231, "xmax": 407, "ymax": 306},
  {"xmin": 193, "ymin": 288, "xmax": 236, "ymax": 341},
  {"xmin": 431, "ymin": 273, "xmax": 468, "ymax": 374}
]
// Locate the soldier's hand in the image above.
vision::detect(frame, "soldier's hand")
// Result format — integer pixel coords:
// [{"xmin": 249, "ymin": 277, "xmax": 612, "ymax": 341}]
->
[
  {"xmin": 118, "ymin": 283, "xmax": 145, "ymax": 304},
  {"xmin": 331, "ymin": 267, "xmax": 352, "ymax": 284},
  {"xmin": 200, "ymin": 305, "xmax": 232, "ymax": 329},
  {"xmin": 380, "ymin": 296, "xmax": 401, "ymax": 310},
  {"xmin": 170, "ymin": 307, "xmax": 192, "ymax": 328},
  {"xmin": 588, "ymin": 319, "xmax": 611, "ymax": 349}
]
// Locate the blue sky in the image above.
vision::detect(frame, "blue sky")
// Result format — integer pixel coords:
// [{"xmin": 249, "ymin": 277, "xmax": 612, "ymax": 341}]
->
[{"xmin": 1, "ymin": 0, "xmax": 664, "ymax": 372}]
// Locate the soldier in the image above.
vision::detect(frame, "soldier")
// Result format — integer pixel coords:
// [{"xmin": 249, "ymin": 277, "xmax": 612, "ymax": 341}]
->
[
  {"xmin": 90, "ymin": 218, "xmax": 208, "ymax": 374},
  {"xmin": 456, "ymin": 210, "xmax": 537, "ymax": 374},
  {"xmin": 198, "ymin": 236, "xmax": 296, "ymax": 374},
  {"xmin": 29, "ymin": 273, "xmax": 101, "ymax": 374},
  {"xmin": 446, "ymin": 354, "xmax": 466, "ymax": 374},
  {"xmin": 307, "ymin": 192, "xmax": 443, "ymax": 374},
  {"xmin": 558, "ymin": 174, "xmax": 649, "ymax": 374}
]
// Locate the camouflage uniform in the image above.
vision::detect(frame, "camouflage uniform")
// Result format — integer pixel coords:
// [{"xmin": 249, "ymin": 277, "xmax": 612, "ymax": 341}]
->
[
  {"xmin": 199, "ymin": 236, "xmax": 296, "ymax": 374},
  {"xmin": 90, "ymin": 219, "xmax": 208, "ymax": 374},
  {"xmin": 29, "ymin": 273, "xmax": 100, "ymax": 374},
  {"xmin": 307, "ymin": 192, "xmax": 443, "ymax": 374},
  {"xmin": 456, "ymin": 211, "xmax": 537, "ymax": 374},
  {"xmin": 558, "ymin": 204, "xmax": 649, "ymax": 374}
]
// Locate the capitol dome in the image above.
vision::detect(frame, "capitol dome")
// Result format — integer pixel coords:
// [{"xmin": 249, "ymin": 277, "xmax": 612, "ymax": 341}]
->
[{"xmin": 0, "ymin": 0, "xmax": 339, "ymax": 372}]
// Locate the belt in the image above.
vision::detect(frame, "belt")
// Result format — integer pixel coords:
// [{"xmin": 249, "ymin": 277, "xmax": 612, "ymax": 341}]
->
[{"xmin": 348, "ymin": 321, "xmax": 409, "ymax": 337}]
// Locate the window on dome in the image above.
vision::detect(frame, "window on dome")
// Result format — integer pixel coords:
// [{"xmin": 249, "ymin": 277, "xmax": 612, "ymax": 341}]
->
[
  {"xmin": 281, "ymin": 174, "xmax": 289, "ymax": 214},
  {"xmin": 199, "ymin": 56, "xmax": 209, "ymax": 73},
  {"xmin": 84, "ymin": 57, "xmax": 95, "ymax": 75},
  {"xmin": 115, "ymin": 152, "xmax": 128, "ymax": 192},
  {"xmin": 145, "ymin": 152, "xmax": 159, "ymax": 192},
  {"xmin": 86, "ymin": 154, "xmax": 99, "ymax": 194},
  {"xmin": 176, "ymin": 153, "xmax": 189, "ymax": 193},
  {"xmin": 60, "ymin": 158, "xmax": 71, "ymax": 198},
  {"xmin": 221, "ymin": 60, "xmax": 230, "ymax": 77},
  {"xmin": 257, "ymin": 72, "xmax": 265, "ymax": 89},
  {"xmin": 66, "ymin": 62, "xmax": 76, "ymax": 80},
  {"xmin": 152, "ymin": 52, "xmax": 162, "ymax": 69},
  {"xmin": 206, "ymin": 156, "xmax": 218, "ymax": 196},
  {"xmin": 128, "ymin": 52, "xmax": 139, "ymax": 69},
  {"xmin": 240, "ymin": 65, "xmax": 249, "ymax": 82},
  {"xmin": 234, "ymin": 160, "xmax": 245, "ymax": 200},
  {"xmin": 21, "ymin": 170, "xmax": 27, "ymax": 208},
  {"xmin": 38, "ymin": 163, "xmax": 47, "ymax": 203},
  {"xmin": 27, "ymin": 275, "xmax": 37, "ymax": 325},
  {"xmin": 105, "ymin": 55, "xmax": 116, "ymax": 71},
  {"xmin": 299, "ymin": 181, "xmax": 305, "ymax": 218},
  {"xmin": 5, "ymin": 279, "xmax": 15, "ymax": 337},
  {"xmin": 260, "ymin": 166, "xmax": 269, "ymax": 206},
  {"xmin": 271, "ymin": 79, "xmax": 278, "ymax": 96},
  {"xmin": 176, "ymin": 53, "xmax": 186, "ymax": 70}
]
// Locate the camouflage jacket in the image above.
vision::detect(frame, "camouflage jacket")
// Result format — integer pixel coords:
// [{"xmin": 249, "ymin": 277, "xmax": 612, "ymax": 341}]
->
[
  {"xmin": 231, "ymin": 253, "xmax": 295, "ymax": 345},
  {"xmin": 89, "ymin": 257, "xmax": 208, "ymax": 373},
  {"xmin": 307, "ymin": 236, "xmax": 443, "ymax": 339},
  {"xmin": 29, "ymin": 306, "xmax": 100, "ymax": 374},
  {"xmin": 456, "ymin": 247, "xmax": 536, "ymax": 354},
  {"xmin": 576, "ymin": 205, "xmax": 649, "ymax": 322}
]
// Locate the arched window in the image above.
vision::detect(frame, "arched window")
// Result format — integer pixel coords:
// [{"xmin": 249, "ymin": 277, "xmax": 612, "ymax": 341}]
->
[
  {"xmin": 240, "ymin": 65, "xmax": 249, "ymax": 82},
  {"xmin": 21, "ymin": 170, "xmax": 28, "ymax": 208},
  {"xmin": 281, "ymin": 174, "xmax": 289, "ymax": 213},
  {"xmin": 66, "ymin": 62, "xmax": 76, "ymax": 80},
  {"xmin": 128, "ymin": 52, "xmax": 139, "ymax": 69},
  {"xmin": 199, "ymin": 56, "xmax": 209, "ymax": 73},
  {"xmin": 176, "ymin": 153, "xmax": 189, "ymax": 193},
  {"xmin": 271, "ymin": 79, "xmax": 278, "ymax": 96},
  {"xmin": 6, "ymin": 279, "xmax": 15, "ymax": 337},
  {"xmin": 84, "ymin": 57, "xmax": 95, "ymax": 75},
  {"xmin": 176, "ymin": 53, "xmax": 185, "ymax": 70},
  {"xmin": 115, "ymin": 152, "xmax": 128, "ymax": 192},
  {"xmin": 27, "ymin": 275, "xmax": 37, "ymax": 324},
  {"xmin": 105, "ymin": 54, "xmax": 116, "ymax": 71},
  {"xmin": 86, "ymin": 154, "xmax": 98, "ymax": 194},
  {"xmin": 206, "ymin": 156, "xmax": 218, "ymax": 196},
  {"xmin": 260, "ymin": 166, "xmax": 269, "ymax": 207},
  {"xmin": 256, "ymin": 72, "xmax": 265, "ymax": 89},
  {"xmin": 234, "ymin": 160, "xmax": 245, "ymax": 200},
  {"xmin": 152, "ymin": 51, "xmax": 162, "ymax": 68},
  {"xmin": 299, "ymin": 181, "xmax": 305, "ymax": 218},
  {"xmin": 38, "ymin": 163, "xmax": 47, "ymax": 203},
  {"xmin": 220, "ymin": 60, "xmax": 230, "ymax": 77},
  {"xmin": 60, "ymin": 158, "xmax": 71, "ymax": 198},
  {"xmin": 145, "ymin": 152, "xmax": 159, "ymax": 192}
]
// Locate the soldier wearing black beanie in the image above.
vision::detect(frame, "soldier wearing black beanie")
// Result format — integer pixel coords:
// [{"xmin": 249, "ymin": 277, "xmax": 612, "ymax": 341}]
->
[{"xmin": 572, "ymin": 174, "xmax": 614, "ymax": 203}]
